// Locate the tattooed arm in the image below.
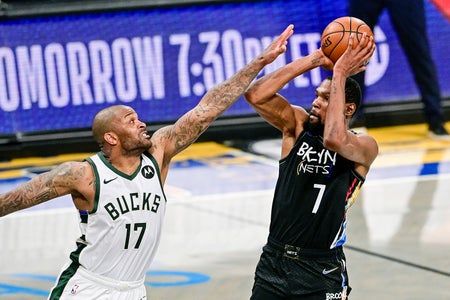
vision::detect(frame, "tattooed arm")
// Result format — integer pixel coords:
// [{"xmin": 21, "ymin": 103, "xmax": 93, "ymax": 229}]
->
[
  {"xmin": 150, "ymin": 25, "xmax": 294, "ymax": 170},
  {"xmin": 0, "ymin": 161, "xmax": 94, "ymax": 217}
]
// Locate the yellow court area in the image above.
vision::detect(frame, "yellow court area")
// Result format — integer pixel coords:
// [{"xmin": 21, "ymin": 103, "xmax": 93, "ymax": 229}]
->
[
  {"xmin": 368, "ymin": 123, "xmax": 450, "ymax": 168},
  {"xmin": 1, "ymin": 122, "xmax": 450, "ymax": 177},
  {"xmin": 371, "ymin": 123, "xmax": 450, "ymax": 150}
]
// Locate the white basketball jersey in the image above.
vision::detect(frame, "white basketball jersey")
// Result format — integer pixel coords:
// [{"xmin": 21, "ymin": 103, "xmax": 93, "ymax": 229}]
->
[{"xmin": 77, "ymin": 152, "xmax": 167, "ymax": 281}]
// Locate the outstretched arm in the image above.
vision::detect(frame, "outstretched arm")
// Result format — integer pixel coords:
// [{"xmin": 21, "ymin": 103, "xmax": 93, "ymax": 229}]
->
[
  {"xmin": 151, "ymin": 24, "xmax": 294, "ymax": 164},
  {"xmin": 0, "ymin": 161, "xmax": 93, "ymax": 217}
]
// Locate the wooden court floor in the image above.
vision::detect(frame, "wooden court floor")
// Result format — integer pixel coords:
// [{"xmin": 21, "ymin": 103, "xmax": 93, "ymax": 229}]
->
[{"xmin": 0, "ymin": 123, "xmax": 449, "ymax": 300}]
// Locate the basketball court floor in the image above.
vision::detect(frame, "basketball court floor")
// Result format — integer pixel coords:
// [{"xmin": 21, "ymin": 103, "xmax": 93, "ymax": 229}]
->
[{"xmin": 0, "ymin": 123, "xmax": 449, "ymax": 300}]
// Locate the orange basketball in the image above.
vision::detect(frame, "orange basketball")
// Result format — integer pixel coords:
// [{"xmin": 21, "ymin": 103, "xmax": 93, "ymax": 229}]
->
[{"xmin": 320, "ymin": 16, "xmax": 373, "ymax": 63}]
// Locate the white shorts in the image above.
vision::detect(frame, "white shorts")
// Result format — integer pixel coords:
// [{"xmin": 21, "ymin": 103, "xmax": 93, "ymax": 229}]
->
[{"xmin": 49, "ymin": 266, "xmax": 147, "ymax": 300}]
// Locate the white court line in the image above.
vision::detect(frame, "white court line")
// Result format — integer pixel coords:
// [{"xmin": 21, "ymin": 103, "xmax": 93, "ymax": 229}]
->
[
  {"xmin": 4, "ymin": 149, "xmax": 449, "ymax": 218},
  {"xmin": 365, "ymin": 172, "xmax": 450, "ymax": 186}
]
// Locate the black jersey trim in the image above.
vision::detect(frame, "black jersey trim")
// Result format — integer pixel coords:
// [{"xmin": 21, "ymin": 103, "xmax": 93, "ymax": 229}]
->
[
  {"xmin": 48, "ymin": 236, "xmax": 87, "ymax": 299},
  {"xmin": 85, "ymin": 156, "xmax": 100, "ymax": 214}
]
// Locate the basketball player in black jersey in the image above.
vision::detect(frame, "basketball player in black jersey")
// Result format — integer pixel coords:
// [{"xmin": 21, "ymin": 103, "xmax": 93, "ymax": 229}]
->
[{"xmin": 244, "ymin": 34, "xmax": 378, "ymax": 300}]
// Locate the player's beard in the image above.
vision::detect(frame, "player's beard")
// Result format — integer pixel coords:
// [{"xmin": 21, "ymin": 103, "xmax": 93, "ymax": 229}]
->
[{"xmin": 303, "ymin": 116, "xmax": 324, "ymax": 136}]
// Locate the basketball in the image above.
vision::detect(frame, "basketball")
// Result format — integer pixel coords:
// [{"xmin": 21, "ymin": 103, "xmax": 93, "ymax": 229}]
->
[{"xmin": 320, "ymin": 16, "xmax": 373, "ymax": 63}]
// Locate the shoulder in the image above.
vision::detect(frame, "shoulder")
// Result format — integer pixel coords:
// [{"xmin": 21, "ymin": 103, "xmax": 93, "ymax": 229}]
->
[
  {"xmin": 292, "ymin": 105, "xmax": 309, "ymax": 118},
  {"xmin": 52, "ymin": 160, "xmax": 95, "ymax": 183},
  {"xmin": 352, "ymin": 130, "xmax": 378, "ymax": 149},
  {"xmin": 41, "ymin": 161, "xmax": 95, "ymax": 200},
  {"xmin": 351, "ymin": 131, "xmax": 379, "ymax": 170},
  {"xmin": 292, "ymin": 105, "xmax": 308, "ymax": 130},
  {"xmin": 54, "ymin": 160, "xmax": 91, "ymax": 173}
]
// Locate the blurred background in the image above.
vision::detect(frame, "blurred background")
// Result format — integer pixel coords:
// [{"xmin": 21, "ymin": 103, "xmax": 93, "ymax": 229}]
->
[{"xmin": 0, "ymin": 0, "xmax": 449, "ymax": 158}]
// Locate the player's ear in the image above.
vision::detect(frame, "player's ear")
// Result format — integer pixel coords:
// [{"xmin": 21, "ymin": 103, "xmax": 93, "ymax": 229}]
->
[
  {"xmin": 345, "ymin": 103, "xmax": 356, "ymax": 118},
  {"xmin": 104, "ymin": 132, "xmax": 119, "ymax": 146}
]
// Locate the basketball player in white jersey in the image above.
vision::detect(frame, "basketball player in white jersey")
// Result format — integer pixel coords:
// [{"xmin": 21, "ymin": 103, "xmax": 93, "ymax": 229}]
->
[{"xmin": 0, "ymin": 25, "xmax": 294, "ymax": 299}]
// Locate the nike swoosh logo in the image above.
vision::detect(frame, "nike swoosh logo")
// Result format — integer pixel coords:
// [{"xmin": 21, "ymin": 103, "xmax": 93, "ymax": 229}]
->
[
  {"xmin": 322, "ymin": 267, "xmax": 339, "ymax": 275},
  {"xmin": 103, "ymin": 177, "xmax": 118, "ymax": 184}
]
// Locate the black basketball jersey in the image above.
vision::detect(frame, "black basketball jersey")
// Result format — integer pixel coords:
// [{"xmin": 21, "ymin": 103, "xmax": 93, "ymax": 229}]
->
[{"xmin": 268, "ymin": 130, "xmax": 364, "ymax": 249}]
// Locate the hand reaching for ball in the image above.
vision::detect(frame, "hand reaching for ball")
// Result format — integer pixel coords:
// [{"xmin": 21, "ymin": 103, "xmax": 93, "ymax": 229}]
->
[
  {"xmin": 321, "ymin": 16, "xmax": 374, "ymax": 63},
  {"xmin": 320, "ymin": 16, "xmax": 376, "ymax": 77},
  {"xmin": 334, "ymin": 32, "xmax": 376, "ymax": 77}
]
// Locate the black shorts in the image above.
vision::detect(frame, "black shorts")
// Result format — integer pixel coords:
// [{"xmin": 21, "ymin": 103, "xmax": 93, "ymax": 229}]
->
[{"xmin": 250, "ymin": 238, "xmax": 351, "ymax": 300}]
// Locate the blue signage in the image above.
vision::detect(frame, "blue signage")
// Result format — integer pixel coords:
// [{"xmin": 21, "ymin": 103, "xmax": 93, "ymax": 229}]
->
[{"xmin": 0, "ymin": 0, "xmax": 448, "ymax": 135}]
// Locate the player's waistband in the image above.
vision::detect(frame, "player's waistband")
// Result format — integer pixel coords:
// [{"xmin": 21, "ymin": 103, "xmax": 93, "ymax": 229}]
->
[
  {"xmin": 78, "ymin": 266, "xmax": 145, "ymax": 291},
  {"xmin": 267, "ymin": 237, "xmax": 343, "ymax": 260}
]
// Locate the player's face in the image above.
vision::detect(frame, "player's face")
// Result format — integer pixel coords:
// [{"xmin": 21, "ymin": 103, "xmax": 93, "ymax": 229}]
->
[
  {"xmin": 112, "ymin": 107, "xmax": 152, "ymax": 152},
  {"xmin": 309, "ymin": 79, "xmax": 331, "ymax": 125},
  {"xmin": 302, "ymin": 79, "xmax": 331, "ymax": 136}
]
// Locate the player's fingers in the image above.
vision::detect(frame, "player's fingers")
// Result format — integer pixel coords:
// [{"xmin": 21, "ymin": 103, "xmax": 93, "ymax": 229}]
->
[
  {"xmin": 349, "ymin": 64, "xmax": 367, "ymax": 77},
  {"xmin": 347, "ymin": 33, "xmax": 355, "ymax": 49},
  {"xmin": 275, "ymin": 24, "xmax": 294, "ymax": 53},
  {"xmin": 364, "ymin": 37, "xmax": 376, "ymax": 61},
  {"xmin": 369, "ymin": 37, "xmax": 376, "ymax": 55},
  {"xmin": 359, "ymin": 32, "xmax": 368, "ymax": 49},
  {"xmin": 279, "ymin": 24, "xmax": 294, "ymax": 41}
]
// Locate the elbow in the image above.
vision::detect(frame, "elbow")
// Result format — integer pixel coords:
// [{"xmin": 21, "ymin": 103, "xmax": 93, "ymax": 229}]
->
[
  {"xmin": 244, "ymin": 89, "xmax": 256, "ymax": 104},
  {"xmin": 244, "ymin": 86, "xmax": 265, "ymax": 106},
  {"xmin": 245, "ymin": 89, "xmax": 269, "ymax": 109},
  {"xmin": 323, "ymin": 136, "xmax": 342, "ymax": 152}
]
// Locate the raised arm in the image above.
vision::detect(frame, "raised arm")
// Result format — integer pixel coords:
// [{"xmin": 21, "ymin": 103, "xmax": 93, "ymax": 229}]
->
[
  {"xmin": 0, "ymin": 161, "xmax": 93, "ymax": 217},
  {"xmin": 245, "ymin": 49, "xmax": 333, "ymax": 136},
  {"xmin": 323, "ymin": 34, "xmax": 378, "ymax": 175},
  {"xmin": 245, "ymin": 48, "xmax": 333, "ymax": 157},
  {"xmin": 151, "ymin": 25, "xmax": 294, "ymax": 163}
]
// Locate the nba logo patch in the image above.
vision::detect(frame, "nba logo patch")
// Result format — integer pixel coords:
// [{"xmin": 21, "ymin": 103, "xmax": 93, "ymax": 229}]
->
[{"xmin": 71, "ymin": 284, "xmax": 80, "ymax": 295}]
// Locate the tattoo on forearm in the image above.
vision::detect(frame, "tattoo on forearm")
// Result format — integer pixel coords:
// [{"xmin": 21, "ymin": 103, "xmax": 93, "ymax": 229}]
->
[
  {"xmin": 331, "ymin": 79, "xmax": 338, "ymax": 95},
  {"xmin": 0, "ymin": 162, "xmax": 80, "ymax": 217},
  {"xmin": 0, "ymin": 177, "xmax": 57, "ymax": 217},
  {"xmin": 35, "ymin": 189, "xmax": 57, "ymax": 203},
  {"xmin": 170, "ymin": 64, "xmax": 261, "ymax": 152},
  {"xmin": 311, "ymin": 56, "xmax": 321, "ymax": 65}
]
